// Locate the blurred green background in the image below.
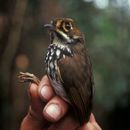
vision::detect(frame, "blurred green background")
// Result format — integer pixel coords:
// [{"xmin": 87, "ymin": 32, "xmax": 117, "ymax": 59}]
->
[{"xmin": 0, "ymin": 0, "xmax": 130, "ymax": 130}]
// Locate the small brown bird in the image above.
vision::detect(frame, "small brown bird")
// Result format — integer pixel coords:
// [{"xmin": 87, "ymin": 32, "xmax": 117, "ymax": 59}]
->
[{"xmin": 19, "ymin": 18, "xmax": 94, "ymax": 126}]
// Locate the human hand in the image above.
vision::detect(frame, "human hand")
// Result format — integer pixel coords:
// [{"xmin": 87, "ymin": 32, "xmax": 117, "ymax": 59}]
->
[{"xmin": 20, "ymin": 75, "xmax": 102, "ymax": 130}]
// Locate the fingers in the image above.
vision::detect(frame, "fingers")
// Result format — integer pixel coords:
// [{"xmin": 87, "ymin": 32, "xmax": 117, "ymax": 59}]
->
[
  {"xmin": 38, "ymin": 75, "xmax": 54, "ymax": 101},
  {"xmin": 43, "ymin": 96, "xmax": 69, "ymax": 122},
  {"xmin": 29, "ymin": 83, "xmax": 44, "ymax": 119},
  {"xmin": 29, "ymin": 75, "xmax": 69, "ymax": 122},
  {"xmin": 29, "ymin": 76, "xmax": 54, "ymax": 113}
]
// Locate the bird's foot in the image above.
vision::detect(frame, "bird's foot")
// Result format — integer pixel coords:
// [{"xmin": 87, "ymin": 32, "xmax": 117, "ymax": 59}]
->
[{"xmin": 18, "ymin": 72, "xmax": 40, "ymax": 85}]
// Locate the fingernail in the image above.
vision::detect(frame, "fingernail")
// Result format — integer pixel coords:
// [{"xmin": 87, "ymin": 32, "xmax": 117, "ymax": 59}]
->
[
  {"xmin": 45, "ymin": 103, "xmax": 62, "ymax": 120},
  {"xmin": 40, "ymin": 85, "xmax": 51, "ymax": 101}
]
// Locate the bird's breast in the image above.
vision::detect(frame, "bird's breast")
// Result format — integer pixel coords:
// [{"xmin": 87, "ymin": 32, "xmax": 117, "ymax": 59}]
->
[{"xmin": 45, "ymin": 43, "xmax": 73, "ymax": 102}]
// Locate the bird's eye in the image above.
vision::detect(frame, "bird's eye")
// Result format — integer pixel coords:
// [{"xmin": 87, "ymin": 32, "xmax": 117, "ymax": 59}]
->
[{"xmin": 65, "ymin": 22, "xmax": 72, "ymax": 31}]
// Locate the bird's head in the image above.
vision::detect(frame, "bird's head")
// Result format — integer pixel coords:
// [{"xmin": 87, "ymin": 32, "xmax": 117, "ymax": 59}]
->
[{"xmin": 44, "ymin": 18, "xmax": 84, "ymax": 44}]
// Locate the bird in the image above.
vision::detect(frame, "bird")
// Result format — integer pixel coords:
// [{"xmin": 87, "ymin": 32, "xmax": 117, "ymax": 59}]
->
[{"xmin": 18, "ymin": 17, "xmax": 94, "ymax": 126}]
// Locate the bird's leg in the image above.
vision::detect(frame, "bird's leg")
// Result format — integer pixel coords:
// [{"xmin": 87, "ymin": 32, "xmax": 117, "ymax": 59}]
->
[{"xmin": 18, "ymin": 72, "xmax": 40, "ymax": 85}]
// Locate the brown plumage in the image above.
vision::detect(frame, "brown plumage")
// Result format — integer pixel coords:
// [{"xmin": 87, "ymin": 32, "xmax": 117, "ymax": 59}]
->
[
  {"xmin": 58, "ymin": 43, "xmax": 93, "ymax": 124},
  {"xmin": 18, "ymin": 18, "xmax": 94, "ymax": 126}
]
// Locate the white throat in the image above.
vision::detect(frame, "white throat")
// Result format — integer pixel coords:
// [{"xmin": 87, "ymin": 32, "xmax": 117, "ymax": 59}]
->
[{"xmin": 52, "ymin": 35, "xmax": 70, "ymax": 51}]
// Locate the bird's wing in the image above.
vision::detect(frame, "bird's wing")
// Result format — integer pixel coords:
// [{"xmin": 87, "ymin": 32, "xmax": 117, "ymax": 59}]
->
[{"xmin": 57, "ymin": 52, "xmax": 94, "ymax": 125}]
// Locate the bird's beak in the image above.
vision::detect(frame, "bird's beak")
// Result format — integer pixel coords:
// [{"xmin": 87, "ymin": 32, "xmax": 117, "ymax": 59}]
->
[{"xmin": 44, "ymin": 24, "xmax": 54, "ymax": 30}]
